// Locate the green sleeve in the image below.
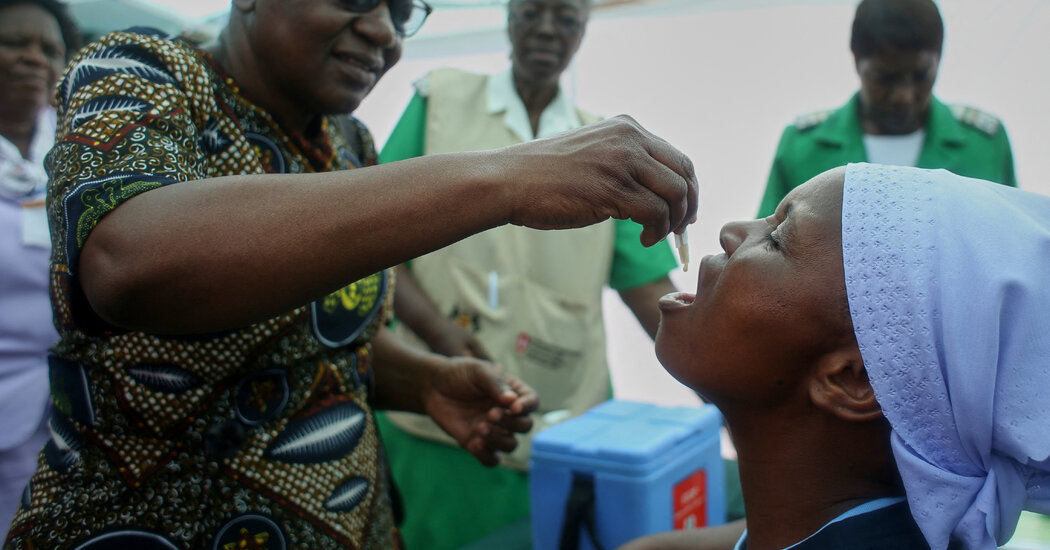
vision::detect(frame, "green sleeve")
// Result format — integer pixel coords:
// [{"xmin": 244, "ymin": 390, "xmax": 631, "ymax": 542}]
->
[
  {"xmin": 756, "ymin": 127, "xmax": 794, "ymax": 218},
  {"xmin": 379, "ymin": 92, "xmax": 428, "ymax": 163},
  {"xmin": 608, "ymin": 219, "xmax": 677, "ymax": 291},
  {"xmin": 999, "ymin": 128, "xmax": 1018, "ymax": 188}
]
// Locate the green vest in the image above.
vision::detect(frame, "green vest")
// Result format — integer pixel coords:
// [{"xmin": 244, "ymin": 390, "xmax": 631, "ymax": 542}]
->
[
  {"xmin": 757, "ymin": 94, "xmax": 1017, "ymax": 217},
  {"xmin": 385, "ymin": 68, "xmax": 611, "ymax": 471}
]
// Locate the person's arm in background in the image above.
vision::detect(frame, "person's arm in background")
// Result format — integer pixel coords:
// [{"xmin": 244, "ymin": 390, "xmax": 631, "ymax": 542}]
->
[
  {"xmin": 382, "ymin": 92, "xmax": 491, "ymax": 358},
  {"xmin": 617, "ymin": 519, "xmax": 746, "ymax": 550},
  {"xmin": 394, "ymin": 265, "xmax": 491, "ymax": 358},
  {"xmin": 611, "ymin": 219, "xmax": 679, "ymax": 339}
]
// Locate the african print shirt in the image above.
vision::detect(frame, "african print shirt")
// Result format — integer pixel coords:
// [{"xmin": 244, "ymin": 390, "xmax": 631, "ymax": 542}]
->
[{"xmin": 5, "ymin": 29, "xmax": 400, "ymax": 550}]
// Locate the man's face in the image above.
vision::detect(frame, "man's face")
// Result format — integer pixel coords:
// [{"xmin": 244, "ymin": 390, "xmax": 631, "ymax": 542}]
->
[
  {"xmin": 507, "ymin": 0, "xmax": 589, "ymax": 86},
  {"xmin": 855, "ymin": 48, "xmax": 940, "ymax": 135},
  {"xmin": 655, "ymin": 170, "xmax": 852, "ymax": 410}
]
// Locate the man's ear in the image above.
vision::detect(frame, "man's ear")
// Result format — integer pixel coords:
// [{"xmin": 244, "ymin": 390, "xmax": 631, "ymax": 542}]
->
[{"xmin": 808, "ymin": 348, "xmax": 882, "ymax": 421}]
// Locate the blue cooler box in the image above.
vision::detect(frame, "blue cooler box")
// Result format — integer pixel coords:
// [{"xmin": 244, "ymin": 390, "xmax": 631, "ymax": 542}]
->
[{"xmin": 530, "ymin": 400, "xmax": 725, "ymax": 550}]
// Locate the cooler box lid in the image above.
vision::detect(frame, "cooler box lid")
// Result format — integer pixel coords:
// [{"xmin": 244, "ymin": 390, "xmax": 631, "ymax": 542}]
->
[{"xmin": 531, "ymin": 400, "xmax": 722, "ymax": 467}]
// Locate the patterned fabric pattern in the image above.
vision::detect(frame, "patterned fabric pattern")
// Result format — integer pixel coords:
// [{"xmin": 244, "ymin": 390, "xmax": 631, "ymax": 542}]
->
[{"xmin": 5, "ymin": 29, "xmax": 398, "ymax": 550}]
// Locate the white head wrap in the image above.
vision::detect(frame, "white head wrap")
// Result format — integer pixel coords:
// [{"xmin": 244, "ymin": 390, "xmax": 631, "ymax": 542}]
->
[{"xmin": 841, "ymin": 163, "xmax": 1050, "ymax": 550}]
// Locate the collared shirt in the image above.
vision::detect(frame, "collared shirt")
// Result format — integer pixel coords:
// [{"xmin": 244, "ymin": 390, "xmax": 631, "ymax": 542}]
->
[
  {"xmin": 733, "ymin": 497, "xmax": 908, "ymax": 550},
  {"xmin": 416, "ymin": 66, "xmax": 582, "ymax": 142},
  {"xmin": 485, "ymin": 67, "xmax": 582, "ymax": 141}
]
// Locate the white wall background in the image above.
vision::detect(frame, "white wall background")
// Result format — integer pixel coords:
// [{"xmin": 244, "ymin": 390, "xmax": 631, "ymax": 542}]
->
[{"xmin": 355, "ymin": 0, "xmax": 1050, "ymax": 408}]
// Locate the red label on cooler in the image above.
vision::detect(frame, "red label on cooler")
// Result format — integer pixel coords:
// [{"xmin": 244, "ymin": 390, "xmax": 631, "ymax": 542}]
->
[
  {"xmin": 516, "ymin": 332, "xmax": 531, "ymax": 354},
  {"xmin": 672, "ymin": 469, "xmax": 707, "ymax": 529}
]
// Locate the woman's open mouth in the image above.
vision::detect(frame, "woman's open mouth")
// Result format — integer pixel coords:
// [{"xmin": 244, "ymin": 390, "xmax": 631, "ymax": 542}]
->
[{"xmin": 658, "ymin": 292, "xmax": 695, "ymax": 312}]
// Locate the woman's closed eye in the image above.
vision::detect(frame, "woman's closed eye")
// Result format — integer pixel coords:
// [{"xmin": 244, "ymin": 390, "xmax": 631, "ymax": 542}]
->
[
  {"xmin": 765, "ymin": 227, "xmax": 782, "ymax": 250},
  {"xmin": 764, "ymin": 203, "xmax": 792, "ymax": 252}
]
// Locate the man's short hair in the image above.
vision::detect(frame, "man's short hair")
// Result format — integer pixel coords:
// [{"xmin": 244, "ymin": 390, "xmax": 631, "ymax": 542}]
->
[{"xmin": 850, "ymin": 0, "xmax": 943, "ymax": 58}]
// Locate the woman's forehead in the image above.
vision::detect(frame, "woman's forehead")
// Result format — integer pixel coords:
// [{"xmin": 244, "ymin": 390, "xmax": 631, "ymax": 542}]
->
[
  {"xmin": 779, "ymin": 168, "xmax": 845, "ymax": 222},
  {"xmin": 772, "ymin": 170, "xmax": 846, "ymax": 265}
]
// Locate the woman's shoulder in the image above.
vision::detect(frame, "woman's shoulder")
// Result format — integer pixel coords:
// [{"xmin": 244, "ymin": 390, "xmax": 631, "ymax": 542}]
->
[{"xmin": 59, "ymin": 28, "xmax": 212, "ymax": 108}]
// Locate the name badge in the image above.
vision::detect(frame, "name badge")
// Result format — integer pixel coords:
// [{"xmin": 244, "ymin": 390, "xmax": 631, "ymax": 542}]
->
[{"xmin": 21, "ymin": 199, "xmax": 50, "ymax": 248}]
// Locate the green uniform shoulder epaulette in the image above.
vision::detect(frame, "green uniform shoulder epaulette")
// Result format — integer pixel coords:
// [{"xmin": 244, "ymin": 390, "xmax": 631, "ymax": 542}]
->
[
  {"xmin": 949, "ymin": 104, "xmax": 1001, "ymax": 136},
  {"xmin": 792, "ymin": 109, "xmax": 833, "ymax": 131}
]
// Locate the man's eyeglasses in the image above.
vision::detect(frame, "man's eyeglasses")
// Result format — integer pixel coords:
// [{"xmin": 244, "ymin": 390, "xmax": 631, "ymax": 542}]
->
[
  {"xmin": 341, "ymin": 0, "xmax": 434, "ymax": 38},
  {"xmin": 509, "ymin": 2, "xmax": 585, "ymax": 37}
]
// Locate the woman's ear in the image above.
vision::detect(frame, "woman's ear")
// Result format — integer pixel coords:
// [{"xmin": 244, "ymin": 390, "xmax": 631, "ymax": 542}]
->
[{"xmin": 808, "ymin": 348, "xmax": 882, "ymax": 421}]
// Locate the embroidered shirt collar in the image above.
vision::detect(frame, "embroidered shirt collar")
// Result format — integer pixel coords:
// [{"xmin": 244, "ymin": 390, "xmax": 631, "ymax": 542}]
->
[{"xmin": 487, "ymin": 67, "xmax": 581, "ymax": 142}]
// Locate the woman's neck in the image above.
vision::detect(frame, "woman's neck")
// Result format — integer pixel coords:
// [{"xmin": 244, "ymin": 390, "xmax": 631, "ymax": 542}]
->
[{"xmin": 729, "ymin": 413, "xmax": 902, "ymax": 550}]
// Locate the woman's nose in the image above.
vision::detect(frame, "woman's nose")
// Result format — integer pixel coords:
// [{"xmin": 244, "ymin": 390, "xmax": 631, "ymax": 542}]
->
[
  {"xmin": 18, "ymin": 40, "xmax": 49, "ymax": 66},
  {"xmin": 719, "ymin": 220, "xmax": 749, "ymax": 256},
  {"xmin": 355, "ymin": 2, "xmax": 399, "ymax": 48}
]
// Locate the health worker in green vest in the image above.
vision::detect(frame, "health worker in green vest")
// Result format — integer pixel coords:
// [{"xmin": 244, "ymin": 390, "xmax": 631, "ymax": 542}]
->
[
  {"xmin": 757, "ymin": 0, "xmax": 1017, "ymax": 218},
  {"xmin": 376, "ymin": 0, "xmax": 701, "ymax": 548}
]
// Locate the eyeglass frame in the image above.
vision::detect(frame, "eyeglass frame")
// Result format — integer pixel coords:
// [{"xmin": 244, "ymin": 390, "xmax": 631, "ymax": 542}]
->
[
  {"xmin": 340, "ymin": 0, "xmax": 433, "ymax": 38},
  {"xmin": 396, "ymin": 0, "xmax": 433, "ymax": 38}
]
